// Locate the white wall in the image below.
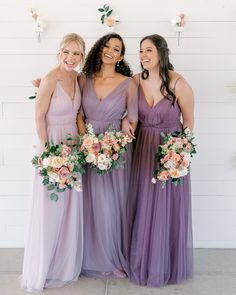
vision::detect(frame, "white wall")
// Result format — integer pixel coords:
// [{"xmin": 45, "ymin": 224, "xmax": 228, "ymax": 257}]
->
[{"xmin": 0, "ymin": 0, "xmax": 236, "ymax": 247}]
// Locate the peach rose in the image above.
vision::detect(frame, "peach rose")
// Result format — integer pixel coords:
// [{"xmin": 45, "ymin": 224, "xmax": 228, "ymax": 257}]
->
[
  {"xmin": 171, "ymin": 153, "xmax": 181, "ymax": 163},
  {"xmin": 158, "ymin": 170, "xmax": 169, "ymax": 181},
  {"xmin": 105, "ymin": 17, "xmax": 115, "ymax": 27},
  {"xmin": 169, "ymin": 169, "xmax": 180, "ymax": 178},
  {"xmin": 50, "ymin": 156, "xmax": 64, "ymax": 168},
  {"xmin": 83, "ymin": 137, "xmax": 94, "ymax": 149}
]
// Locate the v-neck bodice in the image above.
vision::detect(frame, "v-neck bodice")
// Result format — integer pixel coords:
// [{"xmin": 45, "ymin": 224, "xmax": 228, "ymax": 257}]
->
[
  {"xmin": 91, "ymin": 77, "xmax": 131, "ymax": 102},
  {"xmin": 138, "ymin": 84, "xmax": 181, "ymax": 130},
  {"xmin": 46, "ymin": 80, "xmax": 81, "ymax": 127},
  {"xmin": 82, "ymin": 77, "xmax": 135, "ymax": 133}
]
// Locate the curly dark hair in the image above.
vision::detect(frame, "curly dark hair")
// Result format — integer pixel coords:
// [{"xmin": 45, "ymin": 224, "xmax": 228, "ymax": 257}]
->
[
  {"xmin": 82, "ymin": 33, "xmax": 132, "ymax": 78},
  {"xmin": 140, "ymin": 34, "xmax": 176, "ymax": 102}
]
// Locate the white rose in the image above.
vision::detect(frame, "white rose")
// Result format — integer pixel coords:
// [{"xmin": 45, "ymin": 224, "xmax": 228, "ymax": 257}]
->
[
  {"xmin": 164, "ymin": 160, "xmax": 176, "ymax": 169},
  {"xmin": 42, "ymin": 156, "xmax": 52, "ymax": 167},
  {"xmin": 183, "ymin": 153, "xmax": 191, "ymax": 162},
  {"xmin": 86, "ymin": 153, "xmax": 96, "ymax": 164},
  {"xmin": 97, "ymin": 154, "xmax": 107, "ymax": 162},
  {"xmin": 97, "ymin": 162, "xmax": 109, "ymax": 170},
  {"xmin": 179, "ymin": 168, "xmax": 188, "ymax": 177},
  {"xmin": 48, "ymin": 171, "xmax": 60, "ymax": 182}
]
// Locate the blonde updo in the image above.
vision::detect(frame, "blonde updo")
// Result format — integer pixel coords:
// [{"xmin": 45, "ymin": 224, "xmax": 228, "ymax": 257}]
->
[{"xmin": 59, "ymin": 33, "xmax": 86, "ymax": 63}]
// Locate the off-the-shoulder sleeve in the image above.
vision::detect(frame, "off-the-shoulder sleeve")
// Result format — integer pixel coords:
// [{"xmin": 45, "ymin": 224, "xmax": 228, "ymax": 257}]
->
[{"xmin": 126, "ymin": 78, "xmax": 138, "ymax": 122}]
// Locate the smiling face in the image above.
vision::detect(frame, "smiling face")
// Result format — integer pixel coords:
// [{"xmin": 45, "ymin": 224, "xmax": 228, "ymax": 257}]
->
[
  {"xmin": 139, "ymin": 38, "xmax": 160, "ymax": 71},
  {"xmin": 101, "ymin": 37, "xmax": 123, "ymax": 65},
  {"xmin": 59, "ymin": 41, "xmax": 82, "ymax": 71}
]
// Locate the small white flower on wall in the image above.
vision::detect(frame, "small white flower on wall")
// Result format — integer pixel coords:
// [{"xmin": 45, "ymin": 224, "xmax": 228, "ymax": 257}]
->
[
  {"xmin": 171, "ymin": 13, "xmax": 186, "ymax": 46},
  {"xmin": 98, "ymin": 4, "xmax": 120, "ymax": 33},
  {"xmin": 30, "ymin": 8, "xmax": 45, "ymax": 42}
]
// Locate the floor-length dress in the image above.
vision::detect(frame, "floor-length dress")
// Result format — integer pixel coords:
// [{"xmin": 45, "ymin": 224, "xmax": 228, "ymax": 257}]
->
[
  {"xmin": 128, "ymin": 81, "xmax": 193, "ymax": 287},
  {"xmin": 21, "ymin": 80, "xmax": 83, "ymax": 292},
  {"xmin": 81, "ymin": 77, "xmax": 138, "ymax": 279}
]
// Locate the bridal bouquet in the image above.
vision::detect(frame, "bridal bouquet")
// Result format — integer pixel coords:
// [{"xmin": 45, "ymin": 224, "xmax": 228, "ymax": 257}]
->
[
  {"xmin": 32, "ymin": 139, "xmax": 85, "ymax": 201},
  {"xmin": 79, "ymin": 124, "xmax": 132, "ymax": 175},
  {"xmin": 152, "ymin": 127, "xmax": 196, "ymax": 187}
]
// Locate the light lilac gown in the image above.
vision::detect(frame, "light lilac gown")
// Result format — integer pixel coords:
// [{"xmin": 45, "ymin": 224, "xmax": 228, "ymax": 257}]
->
[
  {"xmin": 21, "ymin": 80, "xmax": 83, "ymax": 292},
  {"xmin": 128, "ymin": 80, "xmax": 193, "ymax": 287},
  {"xmin": 81, "ymin": 77, "xmax": 138, "ymax": 279}
]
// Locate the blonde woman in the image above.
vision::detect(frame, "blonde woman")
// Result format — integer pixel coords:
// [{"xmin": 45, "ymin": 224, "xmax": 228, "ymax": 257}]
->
[{"xmin": 21, "ymin": 33, "xmax": 85, "ymax": 292}]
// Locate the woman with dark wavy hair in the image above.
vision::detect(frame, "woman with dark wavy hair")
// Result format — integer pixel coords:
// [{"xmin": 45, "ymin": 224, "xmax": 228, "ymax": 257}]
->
[
  {"xmin": 77, "ymin": 33, "xmax": 138, "ymax": 279},
  {"xmin": 127, "ymin": 34, "xmax": 194, "ymax": 287}
]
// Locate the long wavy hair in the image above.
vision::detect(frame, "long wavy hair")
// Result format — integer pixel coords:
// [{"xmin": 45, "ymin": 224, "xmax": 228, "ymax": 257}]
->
[
  {"xmin": 140, "ymin": 34, "xmax": 175, "ymax": 102},
  {"xmin": 82, "ymin": 33, "xmax": 132, "ymax": 78}
]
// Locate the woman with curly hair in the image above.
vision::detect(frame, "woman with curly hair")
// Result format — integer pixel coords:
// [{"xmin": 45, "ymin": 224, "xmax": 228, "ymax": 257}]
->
[{"xmin": 77, "ymin": 33, "xmax": 138, "ymax": 279}]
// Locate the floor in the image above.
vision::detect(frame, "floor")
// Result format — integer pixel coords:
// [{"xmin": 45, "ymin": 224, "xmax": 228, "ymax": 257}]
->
[{"xmin": 0, "ymin": 249, "xmax": 235, "ymax": 295}]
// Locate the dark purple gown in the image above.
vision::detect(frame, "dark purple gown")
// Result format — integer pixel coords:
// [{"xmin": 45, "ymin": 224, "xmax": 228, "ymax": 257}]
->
[{"xmin": 128, "ymin": 82, "xmax": 193, "ymax": 287}]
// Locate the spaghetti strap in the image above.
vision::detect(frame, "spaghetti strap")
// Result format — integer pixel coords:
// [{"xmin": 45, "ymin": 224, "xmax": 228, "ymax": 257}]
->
[{"xmin": 173, "ymin": 77, "xmax": 182, "ymax": 92}]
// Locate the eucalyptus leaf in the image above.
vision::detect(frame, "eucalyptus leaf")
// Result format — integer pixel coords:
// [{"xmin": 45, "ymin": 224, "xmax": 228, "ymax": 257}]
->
[
  {"xmin": 42, "ymin": 177, "xmax": 49, "ymax": 185},
  {"xmin": 50, "ymin": 192, "xmax": 58, "ymax": 202},
  {"xmin": 28, "ymin": 95, "xmax": 36, "ymax": 100},
  {"xmin": 107, "ymin": 10, "xmax": 113, "ymax": 17},
  {"xmin": 56, "ymin": 187, "xmax": 65, "ymax": 193},
  {"xmin": 47, "ymin": 183, "xmax": 55, "ymax": 190}
]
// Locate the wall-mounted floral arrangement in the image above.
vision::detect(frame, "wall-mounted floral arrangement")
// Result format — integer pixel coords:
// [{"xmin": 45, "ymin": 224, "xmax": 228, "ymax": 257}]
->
[
  {"xmin": 98, "ymin": 4, "xmax": 119, "ymax": 32},
  {"xmin": 171, "ymin": 13, "xmax": 186, "ymax": 46},
  {"xmin": 30, "ymin": 8, "xmax": 44, "ymax": 42}
]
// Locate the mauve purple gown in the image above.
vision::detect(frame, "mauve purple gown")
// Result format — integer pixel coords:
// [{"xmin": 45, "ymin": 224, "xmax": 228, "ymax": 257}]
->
[
  {"xmin": 21, "ymin": 80, "xmax": 83, "ymax": 292},
  {"xmin": 128, "ymin": 81, "xmax": 193, "ymax": 287},
  {"xmin": 81, "ymin": 77, "xmax": 138, "ymax": 278}
]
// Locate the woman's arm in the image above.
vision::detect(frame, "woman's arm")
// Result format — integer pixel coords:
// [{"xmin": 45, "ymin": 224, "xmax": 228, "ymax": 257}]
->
[
  {"xmin": 77, "ymin": 113, "xmax": 86, "ymax": 135},
  {"xmin": 35, "ymin": 75, "xmax": 56, "ymax": 148},
  {"xmin": 175, "ymin": 78, "xmax": 194, "ymax": 132},
  {"xmin": 122, "ymin": 76, "xmax": 139, "ymax": 138}
]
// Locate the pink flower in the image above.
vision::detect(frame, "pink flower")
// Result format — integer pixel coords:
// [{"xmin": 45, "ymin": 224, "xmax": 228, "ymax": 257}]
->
[
  {"xmin": 179, "ymin": 13, "xmax": 186, "ymax": 26},
  {"xmin": 37, "ymin": 157, "xmax": 43, "ymax": 166},
  {"xmin": 93, "ymin": 143, "xmax": 101, "ymax": 153},
  {"xmin": 62, "ymin": 144, "xmax": 71, "ymax": 156},
  {"xmin": 185, "ymin": 143, "xmax": 192, "ymax": 152},
  {"xmin": 58, "ymin": 167, "xmax": 70, "ymax": 179},
  {"xmin": 113, "ymin": 143, "xmax": 120, "ymax": 152},
  {"xmin": 112, "ymin": 153, "xmax": 118, "ymax": 161},
  {"xmin": 67, "ymin": 163, "xmax": 74, "ymax": 172}
]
